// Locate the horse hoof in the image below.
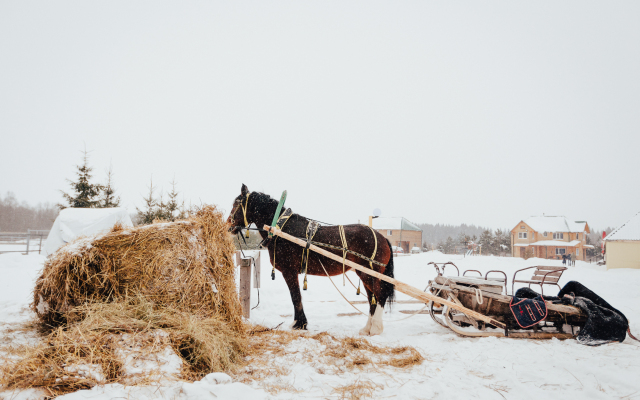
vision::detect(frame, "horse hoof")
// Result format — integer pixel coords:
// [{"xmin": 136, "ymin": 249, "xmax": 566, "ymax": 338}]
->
[
  {"xmin": 359, "ymin": 315, "xmax": 373, "ymax": 336},
  {"xmin": 291, "ymin": 320, "xmax": 308, "ymax": 330}
]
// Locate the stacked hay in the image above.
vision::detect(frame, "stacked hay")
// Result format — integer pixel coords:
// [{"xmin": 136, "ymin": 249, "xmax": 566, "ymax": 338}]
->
[
  {"xmin": 1, "ymin": 206, "xmax": 246, "ymax": 395},
  {"xmin": 33, "ymin": 205, "xmax": 242, "ymax": 330}
]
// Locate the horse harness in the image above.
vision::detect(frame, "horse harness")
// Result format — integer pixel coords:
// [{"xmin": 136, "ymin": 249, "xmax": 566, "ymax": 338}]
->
[{"xmin": 234, "ymin": 193, "xmax": 386, "ymax": 302}]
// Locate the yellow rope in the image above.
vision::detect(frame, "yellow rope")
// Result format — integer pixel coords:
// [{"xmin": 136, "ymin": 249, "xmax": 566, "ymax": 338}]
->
[
  {"xmin": 240, "ymin": 192, "xmax": 251, "ymax": 238},
  {"xmin": 339, "ymin": 225, "xmax": 348, "ymax": 286},
  {"xmin": 367, "ymin": 226, "xmax": 378, "ymax": 268},
  {"xmin": 317, "ymin": 258, "xmax": 367, "ymax": 316}
]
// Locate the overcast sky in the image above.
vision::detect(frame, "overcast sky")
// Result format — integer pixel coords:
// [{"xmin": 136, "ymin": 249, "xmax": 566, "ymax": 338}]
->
[{"xmin": 1, "ymin": 2, "xmax": 639, "ymax": 230}]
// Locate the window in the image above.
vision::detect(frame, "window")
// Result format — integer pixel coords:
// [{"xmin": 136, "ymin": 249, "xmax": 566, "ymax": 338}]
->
[
  {"xmin": 387, "ymin": 230, "xmax": 392, "ymax": 236},
  {"xmin": 520, "ymin": 225, "xmax": 525, "ymax": 229},
  {"xmin": 553, "ymin": 233, "xmax": 564, "ymax": 240},
  {"xmin": 576, "ymin": 249, "xmax": 580, "ymax": 256},
  {"xmin": 543, "ymin": 232, "xmax": 548, "ymax": 237},
  {"xmin": 576, "ymin": 233, "xmax": 580, "ymax": 240},
  {"xmin": 556, "ymin": 248, "xmax": 566, "ymax": 255},
  {"xmin": 518, "ymin": 232, "xmax": 527, "ymax": 239}
]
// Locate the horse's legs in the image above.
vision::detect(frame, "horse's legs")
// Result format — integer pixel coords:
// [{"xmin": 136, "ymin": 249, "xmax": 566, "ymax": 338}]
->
[
  {"xmin": 282, "ymin": 270, "xmax": 308, "ymax": 330},
  {"xmin": 359, "ymin": 286, "xmax": 374, "ymax": 335},
  {"xmin": 357, "ymin": 275, "xmax": 385, "ymax": 336},
  {"xmin": 369, "ymin": 280, "xmax": 385, "ymax": 336}
]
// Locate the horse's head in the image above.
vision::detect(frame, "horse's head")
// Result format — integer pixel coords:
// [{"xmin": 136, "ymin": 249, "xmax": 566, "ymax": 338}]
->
[{"xmin": 227, "ymin": 183, "xmax": 251, "ymax": 234}]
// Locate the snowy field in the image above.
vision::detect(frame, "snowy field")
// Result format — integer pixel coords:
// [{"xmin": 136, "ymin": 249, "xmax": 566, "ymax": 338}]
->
[{"xmin": 1, "ymin": 251, "xmax": 639, "ymax": 399}]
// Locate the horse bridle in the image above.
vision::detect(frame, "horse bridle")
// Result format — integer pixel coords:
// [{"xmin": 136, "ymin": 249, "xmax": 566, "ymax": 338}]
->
[{"xmin": 230, "ymin": 192, "xmax": 252, "ymax": 232}]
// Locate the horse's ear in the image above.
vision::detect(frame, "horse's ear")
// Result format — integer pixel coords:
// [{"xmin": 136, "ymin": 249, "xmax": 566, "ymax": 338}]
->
[{"xmin": 241, "ymin": 184, "xmax": 249, "ymax": 195}]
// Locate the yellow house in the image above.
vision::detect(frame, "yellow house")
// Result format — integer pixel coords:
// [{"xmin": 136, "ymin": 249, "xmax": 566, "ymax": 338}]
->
[
  {"xmin": 372, "ymin": 217, "xmax": 423, "ymax": 254},
  {"xmin": 604, "ymin": 211, "xmax": 640, "ymax": 270},
  {"xmin": 510, "ymin": 216, "xmax": 591, "ymax": 260}
]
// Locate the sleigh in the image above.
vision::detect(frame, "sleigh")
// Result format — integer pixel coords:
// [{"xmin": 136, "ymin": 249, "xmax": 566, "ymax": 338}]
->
[{"xmin": 426, "ymin": 274, "xmax": 587, "ymax": 339}]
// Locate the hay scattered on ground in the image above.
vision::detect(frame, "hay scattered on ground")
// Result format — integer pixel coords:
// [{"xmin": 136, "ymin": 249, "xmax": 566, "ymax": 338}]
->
[
  {"xmin": 332, "ymin": 379, "xmax": 384, "ymax": 400},
  {"xmin": 233, "ymin": 325, "xmax": 425, "ymax": 395}
]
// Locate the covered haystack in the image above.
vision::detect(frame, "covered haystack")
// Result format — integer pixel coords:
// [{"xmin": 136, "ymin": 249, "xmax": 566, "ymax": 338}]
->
[{"xmin": 32, "ymin": 205, "xmax": 243, "ymax": 331}]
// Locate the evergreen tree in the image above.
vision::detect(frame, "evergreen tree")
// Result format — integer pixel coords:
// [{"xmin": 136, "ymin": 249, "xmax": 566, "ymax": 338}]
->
[
  {"xmin": 478, "ymin": 229, "xmax": 494, "ymax": 255},
  {"xmin": 444, "ymin": 236, "xmax": 455, "ymax": 254},
  {"xmin": 99, "ymin": 165, "xmax": 121, "ymax": 208},
  {"xmin": 60, "ymin": 150, "xmax": 104, "ymax": 209},
  {"xmin": 457, "ymin": 232, "xmax": 471, "ymax": 246},
  {"xmin": 136, "ymin": 178, "xmax": 158, "ymax": 225},
  {"xmin": 135, "ymin": 178, "xmax": 187, "ymax": 225}
]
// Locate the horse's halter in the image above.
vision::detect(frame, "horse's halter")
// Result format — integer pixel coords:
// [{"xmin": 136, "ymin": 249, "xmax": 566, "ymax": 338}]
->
[{"xmin": 230, "ymin": 192, "xmax": 252, "ymax": 233}]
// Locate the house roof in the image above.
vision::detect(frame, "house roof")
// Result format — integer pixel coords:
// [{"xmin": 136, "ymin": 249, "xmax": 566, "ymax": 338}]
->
[
  {"xmin": 372, "ymin": 217, "xmax": 422, "ymax": 232},
  {"xmin": 604, "ymin": 211, "xmax": 640, "ymax": 241},
  {"xmin": 515, "ymin": 216, "xmax": 588, "ymax": 233}
]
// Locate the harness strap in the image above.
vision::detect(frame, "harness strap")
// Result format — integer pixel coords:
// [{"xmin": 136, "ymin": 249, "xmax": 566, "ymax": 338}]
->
[
  {"xmin": 339, "ymin": 225, "xmax": 348, "ymax": 285},
  {"xmin": 271, "ymin": 208, "xmax": 293, "ymax": 277},
  {"xmin": 301, "ymin": 220, "xmax": 319, "ymax": 276},
  {"xmin": 240, "ymin": 192, "xmax": 252, "ymax": 238},
  {"xmin": 368, "ymin": 226, "xmax": 378, "ymax": 268}
]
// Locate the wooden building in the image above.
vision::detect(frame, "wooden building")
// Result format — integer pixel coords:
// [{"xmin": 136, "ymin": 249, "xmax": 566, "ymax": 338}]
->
[
  {"xmin": 372, "ymin": 217, "xmax": 422, "ymax": 253},
  {"xmin": 510, "ymin": 216, "xmax": 591, "ymax": 261},
  {"xmin": 604, "ymin": 211, "xmax": 640, "ymax": 270}
]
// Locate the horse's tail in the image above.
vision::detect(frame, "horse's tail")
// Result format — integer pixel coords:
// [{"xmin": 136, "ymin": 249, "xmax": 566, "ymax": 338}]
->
[{"xmin": 381, "ymin": 238, "xmax": 395, "ymax": 309}]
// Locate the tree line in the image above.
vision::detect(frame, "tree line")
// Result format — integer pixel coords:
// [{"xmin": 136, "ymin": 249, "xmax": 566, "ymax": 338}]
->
[
  {"xmin": 431, "ymin": 229, "xmax": 511, "ymax": 256},
  {"xmin": 0, "ymin": 193, "xmax": 58, "ymax": 232},
  {"xmin": 0, "ymin": 150, "xmax": 189, "ymax": 232}
]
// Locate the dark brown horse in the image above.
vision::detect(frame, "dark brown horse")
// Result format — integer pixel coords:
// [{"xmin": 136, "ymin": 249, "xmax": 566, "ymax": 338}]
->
[{"xmin": 227, "ymin": 184, "xmax": 395, "ymax": 335}]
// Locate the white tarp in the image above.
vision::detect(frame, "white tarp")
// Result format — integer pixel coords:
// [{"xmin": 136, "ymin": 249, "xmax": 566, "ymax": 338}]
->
[{"xmin": 44, "ymin": 208, "xmax": 133, "ymax": 256}]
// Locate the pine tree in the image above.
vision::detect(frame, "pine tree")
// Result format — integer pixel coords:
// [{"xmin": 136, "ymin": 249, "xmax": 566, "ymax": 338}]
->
[
  {"xmin": 165, "ymin": 180, "xmax": 183, "ymax": 221},
  {"xmin": 136, "ymin": 178, "xmax": 158, "ymax": 225},
  {"xmin": 478, "ymin": 229, "xmax": 494, "ymax": 255},
  {"xmin": 444, "ymin": 236, "xmax": 455, "ymax": 254},
  {"xmin": 99, "ymin": 165, "xmax": 121, "ymax": 208},
  {"xmin": 60, "ymin": 150, "xmax": 104, "ymax": 209}
]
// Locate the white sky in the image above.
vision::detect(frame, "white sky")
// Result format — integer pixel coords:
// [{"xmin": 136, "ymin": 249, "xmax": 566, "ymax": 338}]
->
[{"xmin": 1, "ymin": 2, "xmax": 639, "ymax": 230}]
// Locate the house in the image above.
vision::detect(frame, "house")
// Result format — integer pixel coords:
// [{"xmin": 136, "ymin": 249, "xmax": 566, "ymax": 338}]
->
[
  {"xmin": 510, "ymin": 216, "xmax": 591, "ymax": 261},
  {"xmin": 604, "ymin": 211, "xmax": 640, "ymax": 270},
  {"xmin": 371, "ymin": 217, "xmax": 422, "ymax": 254}
]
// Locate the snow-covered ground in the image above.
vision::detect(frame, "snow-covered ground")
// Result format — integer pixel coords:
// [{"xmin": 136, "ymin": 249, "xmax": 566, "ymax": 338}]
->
[{"xmin": 1, "ymin": 251, "xmax": 639, "ymax": 399}]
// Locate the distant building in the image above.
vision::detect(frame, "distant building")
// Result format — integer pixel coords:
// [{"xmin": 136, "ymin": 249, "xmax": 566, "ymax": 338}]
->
[
  {"xmin": 510, "ymin": 216, "xmax": 591, "ymax": 260},
  {"xmin": 372, "ymin": 217, "xmax": 422, "ymax": 254},
  {"xmin": 604, "ymin": 211, "xmax": 640, "ymax": 270}
]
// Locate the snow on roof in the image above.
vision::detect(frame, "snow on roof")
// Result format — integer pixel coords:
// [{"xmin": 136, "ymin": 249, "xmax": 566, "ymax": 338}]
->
[
  {"xmin": 371, "ymin": 217, "xmax": 422, "ymax": 231},
  {"xmin": 520, "ymin": 216, "xmax": 587, "ymax": 233},
  {"xmin": 604, "ymin": 211, "xmax": 640, "ymax": 241}
]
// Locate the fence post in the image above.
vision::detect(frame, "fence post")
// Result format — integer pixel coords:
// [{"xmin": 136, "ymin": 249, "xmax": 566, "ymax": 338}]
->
[
  {"xmin": 236, "ymin": 251, "xmax": 252, "ymax": 319},
  {"xmin": 253, "ymin": 251, "xmax": 260, "ymax": 289},
  {"xmin": 25, "ymin": 233, "xmax": 31, "ymax": 255}
]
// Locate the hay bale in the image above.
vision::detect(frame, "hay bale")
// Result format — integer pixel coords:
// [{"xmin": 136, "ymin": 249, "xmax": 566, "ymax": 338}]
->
[{"xmin": 32, "ymin": 205, "xmax": 243, "ymax": 332}]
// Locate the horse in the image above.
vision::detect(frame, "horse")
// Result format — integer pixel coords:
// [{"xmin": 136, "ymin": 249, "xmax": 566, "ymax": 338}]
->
[{"xmin": 227, "ymin": 184, "xmax": 395, "ymax": 336}]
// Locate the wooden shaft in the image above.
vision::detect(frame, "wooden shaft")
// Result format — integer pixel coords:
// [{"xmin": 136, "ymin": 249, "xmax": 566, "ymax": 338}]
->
[{"xmin": 264, "ymin": 225, "xmax": 506, "ymax": 329}]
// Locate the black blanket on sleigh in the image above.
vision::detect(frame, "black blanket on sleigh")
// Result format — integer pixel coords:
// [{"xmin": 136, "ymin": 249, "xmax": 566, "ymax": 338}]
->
[{"xmin": 515, "ymin": 281, "xmax": 628, "ymax": 345}]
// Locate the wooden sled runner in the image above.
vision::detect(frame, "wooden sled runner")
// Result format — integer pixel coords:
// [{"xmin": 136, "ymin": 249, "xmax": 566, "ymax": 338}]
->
[{"xmin": 264, "ymin": 225, "xmax": 587, "ymax": 339}]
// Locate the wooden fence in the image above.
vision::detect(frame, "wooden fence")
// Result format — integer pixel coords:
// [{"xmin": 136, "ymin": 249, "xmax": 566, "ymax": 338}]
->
[{"xmin": 0, "ymin": 230, "xmax": 49, "ymax": 254}]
